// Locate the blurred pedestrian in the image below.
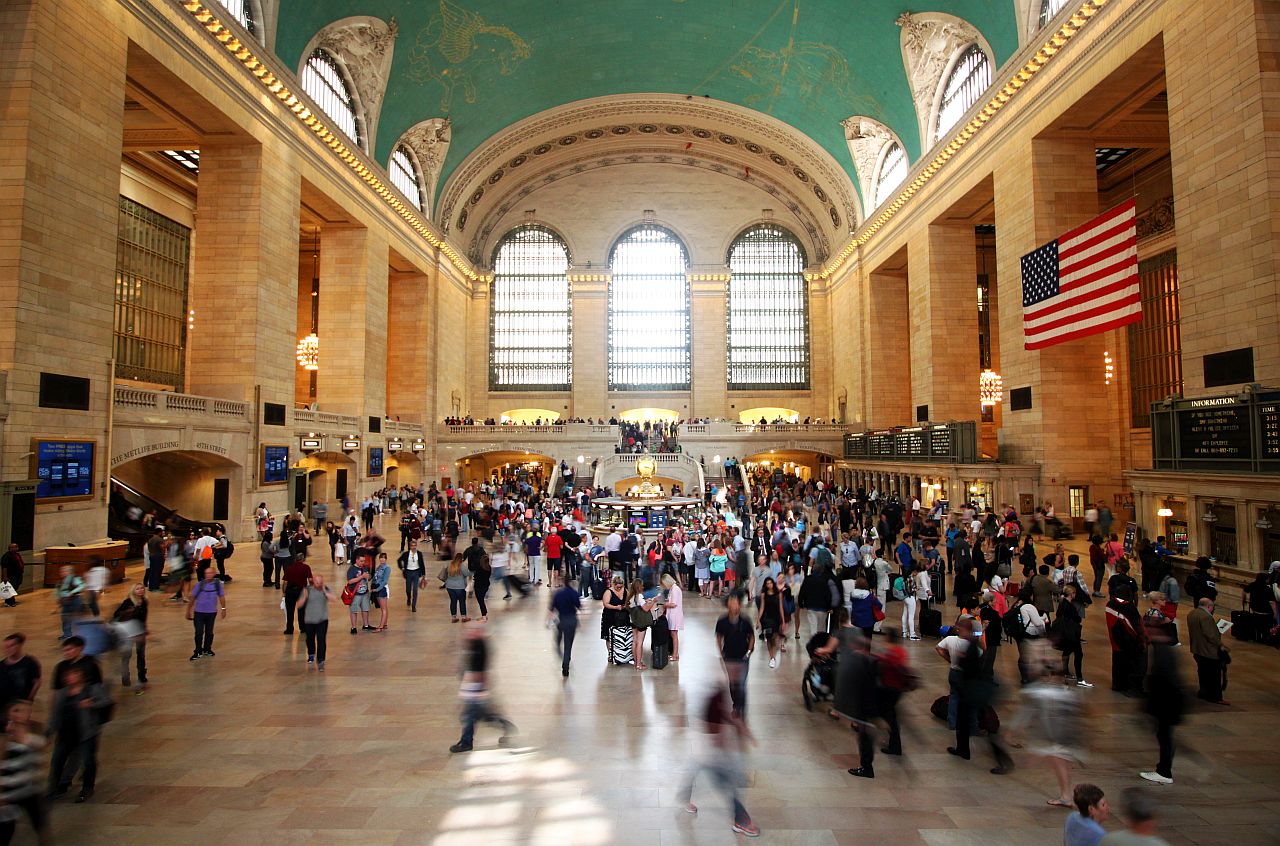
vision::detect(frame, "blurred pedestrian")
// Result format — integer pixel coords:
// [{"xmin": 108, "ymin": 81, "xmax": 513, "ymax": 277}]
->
[
  {"xmin": 1139, "ymin": 618, "xmax": 1185, "ymax": 785},
  {"xmin": 679, "ymin": 685, "xmax": 760, "ymax": 838},
  {"xmin": 834, "ymin": 623, "xmax": 879, "ymax": 778},
  {"xmin": 1099, "ymin": 787, "xmax": 1172, "ymax": 845},
  {"xmin": 0, "ymin": 699, "xmax": 47, "ymax": 842},
  {"xmin": 449, "ymin": 625, "xmax": 516, "ymax": 753},
  {"xmin": 1012, "ymin": 660, "xmax": 1085, "ymax": 808},
  {"xmin": 715, "ymin": 592, "xmax": 754, "ymax": 716}
]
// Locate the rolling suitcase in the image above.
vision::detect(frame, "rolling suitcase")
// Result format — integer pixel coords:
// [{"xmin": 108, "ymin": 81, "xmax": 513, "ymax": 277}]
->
[
  {"xmin": 651, "ymin": 617, "xmax": 671, "ymax": 669},
  {"xmin": 930, "ymin": 569, "xmax": 946, "ymax": 603},
  {"xmin": 920, "ymin": 603, "xmax": 943, "ymax": 638},
  {"xmin": 610, "ymin": 626, "xmax": 633, "ymax": 665}
]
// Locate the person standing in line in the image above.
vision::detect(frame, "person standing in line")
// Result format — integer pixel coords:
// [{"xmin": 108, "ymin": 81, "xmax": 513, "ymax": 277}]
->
[
  {"xmin": 1187, "ymin": 597, "xmax": 1229, "ymax": 705},
  {"xmin": 0, "ymin": 635, "xmax": 41, "ymax": 709},
  {"xmin": 1099, "ymin": 788, "xmax": 1173, "ymax": 846},
  {"xmin": 548, "ymin": 578, "xmax": 581, "ymax": 677},
  {"xmin": 679, "ymin": 685, "xmax": 760, "ymax": 838},
  {"xmin": 346, "ymin": 557, "xmax": 372, "ymax": 634},
  {"xmin": 1064, "ymin": 784, "xmax": 1110, "ymax": 846},
  {"xmin": 660, "ymin": 573, "xmax": 684, "ymax": 661},
  {"xmin": 371, "ymin": 552, "xmax": 392, "ymax": 632},
  {"xmin": 1105, "ymin": 586, "xmax": 1147, "ymax": 695},
  {"xmin": 111, "ymin": 585, "xmax": 148, "ymax": 693},
  {"xmin": 302, "ymin": 573, "xmax": 333, "ymax": 671},
  {"xmin": 449, "ymin": 625, "xmax": 516, "ymax": 753},
  {"xmin": 186, "ymin": 566, "xmax": 226, "ymax": 661},
  {"xmin": 46, "ymin": 666, "xmax": 111, "ymax": 803},
  {"xmin": 715, "ymin": 592, "xmax": 755, "ymax": 716},
  {"xmin": 895, "ymin": 568, "xmax": 919, "ymax": 640},
  {"xmin": 1139, "ymin": 618, "xmax": 1184, "ymax": 785},
  {"xmin": 281, "ymin": 554, "xmax": 312, "ymax": 636},
  {"xmin": 54, "ymin": 566, "xmax": 86, "ymax": 641},
  {"xmin": 397, "ymin": 539, "xmax": 426, "ymax": 612},
  {"xmin": 0, "ymin": 699, "xmax": 48, "ymax": 842}
]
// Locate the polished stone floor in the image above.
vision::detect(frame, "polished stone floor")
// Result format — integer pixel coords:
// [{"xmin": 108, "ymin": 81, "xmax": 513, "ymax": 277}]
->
[{"xmin": 10, "ymin": 523, "xmax": 1279, "ymax": 845}]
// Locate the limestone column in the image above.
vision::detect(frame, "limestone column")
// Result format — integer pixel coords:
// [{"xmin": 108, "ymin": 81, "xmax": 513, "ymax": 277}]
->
[
  {"xmin": 569, "ymin": 270, "xmax": 607, "ymax": 419},
  {"xmin": 864, "ymin": 271, "xmax": 912, "ymax": 428},
  {"xmin": 189, "ymin": 140, "xmax": 300, "ymax": 404},
  {"xmin": 0, "ymin": 0, "xmax": 125, "ymax": 547},
  {"xmin": 993, "ymin": 137, "xmax": 1123, "ymax": 505},
  {"xmin": 690, "ymin": 272, "xmax": 728, "ymax": 420},
  {"xmin": 316, "ymin": 226, "xmax": 389, "ymax": 423},
  {"xmin": 386, "ymin": 271, "xmax": 430, "ymax": 423},
  {"xmin": 907, "ymin": 224, "xmax": 980, "ymax": 422}
]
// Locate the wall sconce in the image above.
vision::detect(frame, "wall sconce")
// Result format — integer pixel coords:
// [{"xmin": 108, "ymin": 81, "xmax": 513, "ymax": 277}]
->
[
  {"xmin": 1201, "ymin": 502, "xmax": 1219, "ymax": 523},
  {"xmin": 295, "ymin": 333, "xmax": 320, "ymax": 370},
  {"xmin": 1156, "ymin": 507, "xmax": 1173, "ymax": 518},
  {"xmin": 1256, "ymin": 508, "xmax": 1275, "ymax": 530},
  {"xmin": 577, "ymin": 455, "xmax": 585, "ymax": 463},
  {"xmin": 341, "ymin": 438, "xmax": 360, "ymax": 453},
  {"xmin": 1104, "ymin": 351, "xmax": 1114, "ymax": 386},
  {"xmin": 979, "ymin": 369, "xmax": 1003, "ymax": 407}
]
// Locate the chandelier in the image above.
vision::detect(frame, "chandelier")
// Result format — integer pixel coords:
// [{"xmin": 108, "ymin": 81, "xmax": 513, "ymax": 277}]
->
[
  {"xmin": 295, "ymin": 333, "xmax": 319, "ymax": 371},
  {"xmin": 979, "ymin": 369, "xmax": 1003, "ymax": 407}
]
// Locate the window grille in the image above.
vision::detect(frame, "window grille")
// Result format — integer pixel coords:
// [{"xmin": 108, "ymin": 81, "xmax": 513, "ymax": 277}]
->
[
  {"xmin": 490, "ymin": 225, "xmax": 572, "ymax": 390},
  {"xmin": 608, "ymin": 226, "xmax": 690, "ymax": 391},
  {"xmin": 1038, "ymin": 0, "xmax": 1070, "ymax": 29},
  {"xmin": 726, "ymin": 225, "xmax": 809, "ymax": 390},
  {"xmin": 1127, "ymin": 251, "xmax": 1182, "ymax": 428},
  {"xmin": 872, "ymin": 143, "xmax": 908, "ymax": 209},
  {"xmin": 211, "ymin": 0, "xmax": 256, "ymax": 35},
  {"xmin": 934, "ymin": 45, "xmax": 991, "ymax": 143},
  {"xmin": 114, "ymin": 197, "xmax": 191, "ymax": 390},
  {"xmin": 301, "ymin": 49, "xmax": 362, "ymax": 148},
  {"xmin": 390, "ymin": 146, "xmax": 424, "ymax": 211}
]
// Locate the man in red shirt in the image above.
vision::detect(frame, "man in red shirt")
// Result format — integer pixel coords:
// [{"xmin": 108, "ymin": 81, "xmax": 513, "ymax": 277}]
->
[
  {"xmin": 544, "ymin": 531, "xmax": 564, "ymax": 589},
  {"xmin": 282, "ymin": 555, "xmax": 314, "ymax": 635}
]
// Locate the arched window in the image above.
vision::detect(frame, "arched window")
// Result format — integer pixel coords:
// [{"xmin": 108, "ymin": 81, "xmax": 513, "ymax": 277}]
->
[
  {"xmin": 608, "ymin": 225, "xmax": 690, "ymax": 391},
  {"xmin": 1038, "ymin": 0, "xmax": 1070, "ymax": 29},
  {"xmin": 389, "ymin": 145, "xmax": 424, "ymax": 211},
  {"xmin": 301, "ymin": 49, "xmax": 362, "ymax": 148},
  {"xmin": 872, "ymin": 142, "xmax": 908, "ymax": 209},
  {"xmin": 212, "ymin": 0, "xmax": 256, "ymax": 35},
  {"xmin": 490, "ymin": 225, "xmax": 572, "ymax": 390},
  {"xmin": 934, "ymin": 44, "xmax": 991, "ymax": 143},
  {"xmin": 726, "ymin": 225, "xmax": 809, "ymax": 390}
]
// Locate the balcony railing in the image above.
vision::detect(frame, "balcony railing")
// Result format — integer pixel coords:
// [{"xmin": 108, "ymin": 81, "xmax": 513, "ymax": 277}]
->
[
  {"xmin": 293, "ymin": 407, "xmax": 361, "ymax": 430},
  {"xmin": 678, "ymin": 422, "xmax": 850, "ymax": 438},
  {"xmin": 438, "ymin": 423, "xmax": 620, "ymax": 439},
  {"xmin": 114, "ymin": 386, "xmax": 248, "ymax": 420}
]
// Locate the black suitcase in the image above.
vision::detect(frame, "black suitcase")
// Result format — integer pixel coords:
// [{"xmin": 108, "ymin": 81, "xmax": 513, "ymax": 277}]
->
[
  {"xmin": 920, "ymin": 604, "xmax": 943, "ymax": 638},
  {"xmin": 931, "ymin": 569, "xmax": 946, "ymax": 603},
  {"xmin": 591, "ymin": 575, "xmax": 605, "ymax": 601},
  {"xmin": 1230, "ymin": 610, "xmax": 1269, "ymax": 642},
  {"xmin": 652, "ymin": 642, "xmax": 670, "ymax": 669},
  {"xmin": 507, "ymin": 573, "xmax": 530, "ymax": 598}
]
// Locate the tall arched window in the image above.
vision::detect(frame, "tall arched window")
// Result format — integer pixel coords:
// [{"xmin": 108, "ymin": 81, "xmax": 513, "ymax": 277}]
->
[
  {"xmin": 389, "ymin": 145, "xmax": 424, "ymax": 211},
  {"xmin": 1038, "ymin": 0, "xmax": 1070, "ymax": 29},
  {"xmin": 490, "ymin": 225, "xmax": 572, "ymax": 390},
  {"xmin": 301, "ymin": 49, "xmax": 362, "ymax": 148},
  {"xmin": 726, "ymin": 225, "xmax": 809, "ymax": 390},
  {"xmin": 608, "ymin": 225, "xmax": 690, "ymax": 391},
  {"xmin": 212, "ymin": 0, "xmax": 256, "ymax": 35},
  {"xmin": 872, "ymin": 142, "xmax": 908, "ymax": 209},
  {"xmin": 934, "ymin": 44, "xmax": 991, "ymax": 143}
]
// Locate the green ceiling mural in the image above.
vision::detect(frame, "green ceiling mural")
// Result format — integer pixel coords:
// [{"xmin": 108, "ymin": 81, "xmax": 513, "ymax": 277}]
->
[{"xmin": 275, "ymin": 0, "xmax": 1019, "ymax": 202}]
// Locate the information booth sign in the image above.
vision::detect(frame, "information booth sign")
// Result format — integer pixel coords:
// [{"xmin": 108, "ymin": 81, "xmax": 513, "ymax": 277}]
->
[
  {"xmin": 843, "ymin": 422, "xmax": 977, "ymax": 463},
  {"xmin": 1151, "ymin": 390, "xmax": 1280, "ymax": 473}
]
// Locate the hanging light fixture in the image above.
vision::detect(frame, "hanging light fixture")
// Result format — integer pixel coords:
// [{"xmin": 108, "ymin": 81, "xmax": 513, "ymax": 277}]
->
[
  {"xmin": 979, "ymin": 369, "xmax": 1003, "ymax": 407},
  {"xmin": 1156, "ymin": 506, "xmax": 1174, "ymax": 518},
  {"xmin": 296, "ymin": 333, "xmax": 319, "ymax": 370},
  {"xmin": 1104, "ymin": 351, "xmax": 1114, "ymax": 385}
]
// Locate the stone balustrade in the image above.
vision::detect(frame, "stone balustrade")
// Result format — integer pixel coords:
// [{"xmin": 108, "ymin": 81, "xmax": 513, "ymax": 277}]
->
[{"xmin": 114, "ymin": 385, "xmax": 248, "ymax": 419}]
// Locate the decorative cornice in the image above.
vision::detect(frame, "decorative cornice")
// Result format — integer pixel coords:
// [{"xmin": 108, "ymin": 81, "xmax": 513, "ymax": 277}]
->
[
  {"xmin": 174, "ymin": 1, "xmax": 485, "ymax": 283},
  {"xmin": 1136, "ymin": 196, "xmax": 1174, "ymax": 240},
  {"xmin": 808, "ymin": 0, "xmax": 1115, "ymax": 282}
]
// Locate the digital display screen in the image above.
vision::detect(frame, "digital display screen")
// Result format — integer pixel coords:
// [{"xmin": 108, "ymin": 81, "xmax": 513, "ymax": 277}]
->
[
  {"xmin": 368, "ymin": 447, "xmax": 384, "ymax": 476},
  {"xmin": 35, "ymin": 440, "xmax": 94, "ymax": 499},
  {"xmin": 262, "ymin": 445, "xmax": 289, "ymax": 484}
]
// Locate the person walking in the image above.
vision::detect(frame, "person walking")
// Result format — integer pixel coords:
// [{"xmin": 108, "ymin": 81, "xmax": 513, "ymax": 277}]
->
[
  {"xmin": 46, "ymin": 666, "xmax": 111, "ymax": 803},
  {"xmin": 0, "ymin": 699, "xmax": 48, "ymax": 842},
  {"xmin": 281, "ymin": 554, "xmax": 312, "ymax": 636},
  {"xmin": 548, "ymin": 579, "xmax": 581, "ymax": 677},
  {"xmin": 715, "ymin": 592, "xmax": 754, "ymax": 716},
  {"xmin": 397, "ymin": 540, "xmax": 426, "ymax": 612},
  {"xmin": 186, "ymin": 566, "xmax": 226, "ymax": 660},
  {"xmin": 1187, "ymin": 597, "xmax": 1228, "ymax": 705},
  {"xmin": 679, "ymin": 685, "xmax": 760, "ymax": 838},
  {"xmin": 946, "ymin": 618, "xmax": 1014, "ymax": 774},
  {"xmin": 0, "ymin": 546, "xmax": 25, "ymax": 607},
  {"xmin": 834, "ymin": 623, "xmax": 880, "ymax": 779},
  {"xmin": 0, "ymin": 635, "xmax": 41, "ymax": 709},
  {"xmin": 1139, "ymin": 618, "xmax": 1185, "ymax": 784},
  {"xmin": 1099, "ymin": 788, "xmax": 1173, "ymax": 846},
  {"xmin": 758, "ymin": 577, "xmax": 786, "ymax": 669},
  {"xmin": 54, "ymin": 566, "xmax": 86, "ymax": 641},
  {"xmin": 442, "ymin": 554, "xmax": 470, "ymax": 623},
  {"xmin": 449, "ymin": 625, "xmax": 516, "ymax": 753},
  {"xmin": 110, "ymin": 584, "xmax": 148, "ymax": 692},
  {"xmin": 1054, "ymin": 584, "xmax": 1093, "ymax": 688},
  {"xmin": 302, "ymin": 573, "xmax": 333, "ymax": 671},
  {"xmin": 876, "ymin": 629, "xmax": 914, "ymax": 757},
  {"xmin": 1013, "ymin": 661, "xmax": 1086, "ymax": 808}
]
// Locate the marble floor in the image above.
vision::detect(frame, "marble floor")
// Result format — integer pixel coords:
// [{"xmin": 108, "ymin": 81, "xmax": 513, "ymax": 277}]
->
[{"xmin": 11, "ymin": 523, "xmax": 1280, "ymax": 845}]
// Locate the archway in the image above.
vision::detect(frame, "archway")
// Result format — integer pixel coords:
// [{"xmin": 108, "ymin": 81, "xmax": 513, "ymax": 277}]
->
[
  {"xmin": 617, "ymin": 408, "xmax": 680, "ymax": 423},
  {"xmin": 295, "ymin": 451, "xmax": 358, "ymax": 514},
  {"xmin": 740, "ymin": 449, "xmax": 835, "ymax": 489},
  {"xmin": 498, "ymin": 408, "xmax": 561, "ymax": 424},
  {"xmin": 738, "ymin": 407, "xmax": 800, "ymax": 424},
  {"xmin": 456, "ymin": 450, "xmax": 556, "ymax": 490},
  {"xmin": 111, "ymin": 448, "xmax": 245, "ymax": 544}
]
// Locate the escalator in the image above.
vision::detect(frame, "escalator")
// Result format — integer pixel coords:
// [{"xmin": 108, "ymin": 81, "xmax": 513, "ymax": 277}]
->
[{"xmin": 109, "ymin": 477, "xmax": 224, "ymax": 556}]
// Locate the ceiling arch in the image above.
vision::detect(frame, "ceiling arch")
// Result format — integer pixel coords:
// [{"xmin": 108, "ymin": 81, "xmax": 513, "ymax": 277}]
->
[{"xmin": 273, "ymin": 1, "xmax": 1020, "ymax": 205}]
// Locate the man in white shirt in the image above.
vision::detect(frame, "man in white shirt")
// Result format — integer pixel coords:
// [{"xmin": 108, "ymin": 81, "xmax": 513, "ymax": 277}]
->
[
  {"xmin": 1016, "ymin": 598, "xmax": 1048, "ymax": 684},
  {"xmin": 604, "ymin": 529, "xmax": 622, "ymax": 571}
]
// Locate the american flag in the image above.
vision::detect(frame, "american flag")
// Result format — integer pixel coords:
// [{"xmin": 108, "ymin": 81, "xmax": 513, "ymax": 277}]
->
[{"xmin": 1020, "ymin": 199, "xmax": 1141, "ymax": 350}]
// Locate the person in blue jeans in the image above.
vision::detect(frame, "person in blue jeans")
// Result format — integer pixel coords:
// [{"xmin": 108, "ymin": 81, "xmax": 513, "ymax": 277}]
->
[
  {"xmin": 187, "ymin": 567, "xmax": 226, "ymax": 660},
  {"xmin": 549, "ymin": 582, "xmax": 581, "ymax": 677}
]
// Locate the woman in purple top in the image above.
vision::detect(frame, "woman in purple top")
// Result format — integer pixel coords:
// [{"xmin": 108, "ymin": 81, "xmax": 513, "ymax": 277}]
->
[{"xmin": 186, "ymin": 567, "xmax": 226, "ymax": 661}]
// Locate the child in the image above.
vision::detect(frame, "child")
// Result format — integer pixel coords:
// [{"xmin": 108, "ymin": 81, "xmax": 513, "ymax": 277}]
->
[{"xmin": 334, "ymin": 539, "xmax": 347, "ymax": 567}]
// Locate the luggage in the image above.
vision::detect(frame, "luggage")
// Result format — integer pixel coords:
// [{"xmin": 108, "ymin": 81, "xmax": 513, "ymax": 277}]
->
[
  {"xmin": 652, "ymin": 642, "xmax": 670, "ymax": 669},
  {"xmin": 930, "ymin": 694, "xmax": 948, "ymax": 722},
  {"xmin": 930, "ymin": 569, "xmax": 946, "ymax": 603},
  {"xmin": 920, "ymin": 604, "xmax": 943, "ymax": 638},
  {"xmin": 609, "ymin": 626, "xmax": 633, "ymax": 664},
  {"xmin": 1230, "ymin": 610, "xmax": 1271, "ymax": 643},
  {"xmin": 650, "ymin": 616, "xmax": 672, "ymax": 650},
  {"xmin": 591, "ymin": 575, "xmax": 605, "ymax": 601},
  {"xmin": 507, "ymin": 573, "xmax": 530, "ymax": 598}
]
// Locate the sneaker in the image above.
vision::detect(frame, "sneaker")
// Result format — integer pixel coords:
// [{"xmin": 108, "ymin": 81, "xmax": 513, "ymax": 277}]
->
[
  {"xmin": 74, "ymin": 790, "xmax": 93, "ymax": 804},
  {"xmin": 307, "ymin": 656, "xmax": 315, "ymax": 664},
  {"xmin": 449, "ymin": 742, "xmax": 473, "ymax": 753},
  {"xmin": 189, "ymin": 652, "xmax": 201, "ymax": 661},
  {"xmin": 351, "ymin": 628, "xmax": 358, "ymax": 635},
  {"xmin": 684, "ymin": 803, "xmax": 698, "ymax": 815},
  {"xmin": 202, "ymin": 650, "xmax": 215, "ymax": 657},
  {"xmin": 1140, "ymin": 771, "xmax": 1173, "ymax": 784},
  {"xmin": 732, "ymin": 821, "xmax": 761, "ymax": 837},
  {"xmin": 1076, "ymin": 679, "xmax": 1094, "ymax": 688},
  {"xmin": 318, "ymin": 662, "xmax": 325, "ymax": 672},
  {"xmin": 768, "ymin": 657, "xmax": 777, "ymax": 669}
]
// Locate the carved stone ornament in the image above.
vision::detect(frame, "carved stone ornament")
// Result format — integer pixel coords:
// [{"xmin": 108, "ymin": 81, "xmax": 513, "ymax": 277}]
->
[
  {"xmin": 1135, "ymin": 196, "xmax": 1175, "ymax": 240},
  {"xmin": 312, "ymin": 16, "xmax": 398, "ymax": 149},
  {"xmin": 397, "ymin": 117, "xmax": 452, "ymax": 212},
  {"xmin": 842, "ymin": 116, "xmax": 896, "ymax": 208},
  {"xmin": 896, "ymin": 12, "xmax": 981, "ymax": 147}
]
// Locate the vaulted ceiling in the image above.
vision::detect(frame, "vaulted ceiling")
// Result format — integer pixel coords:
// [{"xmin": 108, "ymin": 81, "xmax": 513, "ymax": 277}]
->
[{"xmin": 274, "ymin": 0, "xmax": 1020, "ymax": 189}]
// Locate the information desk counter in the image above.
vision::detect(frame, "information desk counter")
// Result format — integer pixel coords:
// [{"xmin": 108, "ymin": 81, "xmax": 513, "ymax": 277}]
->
[{"xmin": 42, "ymin": 540, "xmax": 129, "ymax": 586}]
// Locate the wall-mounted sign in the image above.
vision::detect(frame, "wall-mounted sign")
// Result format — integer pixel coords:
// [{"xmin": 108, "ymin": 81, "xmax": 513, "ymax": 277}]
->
[
  {"xmin": 262, "ymin": 445, "xmax": 289, "ymax": 485},
  {"xmin": 411, "ymin": 441, "xmax": 427, "ymax": 452},
  {"xmin": 843, "ymin": 422, "xmax": 977, "ymax": 464},
  {"xmin": 32, "ymin": 439, "xmax": 95, "ymax": 501},
  {"xmin": 386, "ymin": 441, "xmax": 403, "ymax": 453},
  {"xmin": 1151, "ymin": 390, "xmax": 1280, "ymax": 472},
  {"xmin": 368, "ymin": 447, "xmax": 384, "ymax": 476},
  {"xmin": 300, "ymin": 437, "xmax": 322, "ymax": 451},
  {"xmin": 341, "ymin": 439, "xmax": 361, "ymax": 452}
]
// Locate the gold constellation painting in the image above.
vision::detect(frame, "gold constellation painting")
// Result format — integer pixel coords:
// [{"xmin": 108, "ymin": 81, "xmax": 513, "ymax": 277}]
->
[{"xmin": 407, "ymin": 0, "xmax": 531, "ymax": 111}]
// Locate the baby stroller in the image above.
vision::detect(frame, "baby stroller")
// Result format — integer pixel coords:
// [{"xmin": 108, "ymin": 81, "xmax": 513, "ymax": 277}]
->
[{"xmin": 801, "ymin": 631, "xmax": 838, "ymax": 711}]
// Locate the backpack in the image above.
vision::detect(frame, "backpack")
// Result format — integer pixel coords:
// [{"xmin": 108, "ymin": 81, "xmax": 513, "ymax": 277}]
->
[
  {"xmin": 222, "ymin": 540, "xmax": 234, "ymax": 558},
  {"xmin": 815, "ymin": 547, "xmax": 833, "ymax": 569},
  {"xmin": 1160, "ymin": 574, "xmax": 1180, "ymax": 604},
  {"xmin": 892, "ymin": 576, "xmax": 906, "ymax": 601},
  {"xmin": 1002, "ymin": 603, "xmax": 1028, "ymax": 641}
]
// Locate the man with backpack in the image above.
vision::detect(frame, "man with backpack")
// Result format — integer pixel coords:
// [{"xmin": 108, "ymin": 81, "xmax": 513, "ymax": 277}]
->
[{"xmin": 1005, "ymin": 594, "xmax": 1046, "ymax": 685}]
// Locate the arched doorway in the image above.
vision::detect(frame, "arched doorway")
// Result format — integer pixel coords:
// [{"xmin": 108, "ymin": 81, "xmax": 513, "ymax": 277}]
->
[
  {"xmin": 295, "ymin": 451, "xmax": 357, "ymax": 516},
  {"xmin": 111, "ymin": 448, "xmax": 245, "ymax": 541},
  {"xmin": 457, "ymin": 450, "xmax": 556, "ymax": 491},
  {"xmin": 738, "ymin": 407, "xmax": 800, "ymax": 424}
]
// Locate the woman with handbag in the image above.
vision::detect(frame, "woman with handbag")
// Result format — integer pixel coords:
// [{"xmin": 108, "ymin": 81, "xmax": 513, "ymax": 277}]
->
[
  {"xmin": 846, "ymin": 575, "xmax": 884, "ymax": 640},
  {"xmin": 758, "ymin": 577, "xmax": 786, "ymax": 669},
  {"xmin": 1053, "ymin": 584, "xmax": 1092, "ymax": 687},
  {"xmin": 110, "ymin": 584, "xmax": 148, "ymax": 692},
  {"xmin": 628, "ymin": 578, "xmax": 657, "ymax": 671},
  {"xmin": 601, "ymin": 575, "xmax": 630, "ymax": 665}
]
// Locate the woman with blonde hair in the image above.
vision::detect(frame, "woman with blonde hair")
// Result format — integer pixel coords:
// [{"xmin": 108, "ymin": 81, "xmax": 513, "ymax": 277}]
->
[
  {"xmin": 629, "ymin": 578, "xmax": 658, "ymax": 671},
  {"xmin": 442, "ymin": 553, "xmax": 470, "ymax": 622},
  {"xmin": 111, "ymin": 583, "xmax": 148, "ymax": 692},
  {"xmin": 660, "ymin": 572, "xmax": 684, "ymax": 661}
]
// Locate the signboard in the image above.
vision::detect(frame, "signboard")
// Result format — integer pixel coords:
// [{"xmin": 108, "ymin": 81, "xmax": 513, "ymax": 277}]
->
[
  {"xmin": 261, "ymin": 445, "xmax": 289, "ymax": 485},
  {"xmin": 411, "ymin": 441, "xmax": 426, "ymax": 452},
  {"xmin": 341, "ymin": 439, "xmax": 361, "ymax": 452},
  {"xmin": 32, "ymin": 439, "xmax": 95, "ymax": 501},
  {"xmin": 386, "ymin": 441, "xmax": 403, "ymax": 453},
  {"xmin": 368, "ymin": 447, "xmax": 384, "ymax": 477},
  {"xmin": 300, "ymin": 437, "xmax": 322, "ymax": 451},
  {"xmin": 843, "ymin": 422, "xmax": 977, "ymax": 463},
  {"xmin": 1123, "ymin": 522, "xmax": 1138, "ymax": 556},
  {"xmin": 650, "ymin": 510, "xmax": 668, "ymax": 529},
  {"xmin": 1151, "ymin": 390, "xmax": 1280, "ymax": 472}
]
